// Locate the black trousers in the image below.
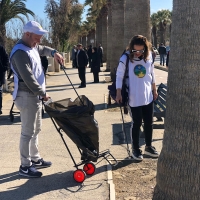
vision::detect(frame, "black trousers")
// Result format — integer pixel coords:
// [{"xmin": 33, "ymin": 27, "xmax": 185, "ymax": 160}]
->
[
  {"xmin": 0, "ymin": 84, "xmax": 2, "ymax": 111},
  {"xmin": 93, "ymin": 72, "xmax": 99, "ymax": 83},
  {"xmin": 78, "ymin": 67, "xmax": 86, "ymax": 86},
  {"xmin": 129, "ymin": 101, "xmax": 153, "ymax": 150},
  {"xmin": 72, "ymin": 59, "xmax": 76, "ymax": 68}
]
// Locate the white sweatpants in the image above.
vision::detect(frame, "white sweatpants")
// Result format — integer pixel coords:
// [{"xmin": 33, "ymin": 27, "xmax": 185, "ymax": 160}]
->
[{"xmin": 14, "ymin": 90, "xmax": 42, "ymax": 167}]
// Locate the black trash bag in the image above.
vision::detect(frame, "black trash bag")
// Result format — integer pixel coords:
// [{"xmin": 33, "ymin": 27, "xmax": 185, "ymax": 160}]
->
[{"xmin": 45, "ymin": 95, "xmax": 99, "ymax": 162}]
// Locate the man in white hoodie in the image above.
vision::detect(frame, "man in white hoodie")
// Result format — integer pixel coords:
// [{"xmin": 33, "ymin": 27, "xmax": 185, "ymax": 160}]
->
[{"xmin": 10, "ymin": 21, "xmax": 64, "ymax": 178}]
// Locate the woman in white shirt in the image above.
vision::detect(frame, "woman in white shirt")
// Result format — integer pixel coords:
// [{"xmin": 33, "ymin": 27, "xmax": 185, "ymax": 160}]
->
[{"xmin": 116, "ymin": 35, "xmax": 159, "ymax": 161}]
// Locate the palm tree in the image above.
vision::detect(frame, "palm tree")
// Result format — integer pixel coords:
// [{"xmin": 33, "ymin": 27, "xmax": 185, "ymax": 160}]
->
[
  {"xmin": 46, "ymin": 0, "xmax": 83, "ymax": 51},
  {"xmin": 110, "ymin": 0, "xmax": 125, "ymax": 81},
  {"xmin": 153, "ymin": 0, "xmax": 200, "ymax": 199},
  {"xmin": 0, "ymin": 0, "xmax": 34, "ymax": 46},
  {"xmin": 151, "ymin": 13, "xmax": 158, "ymax": 47},
  {"xmin": 100, "ymin": 5, "xmax": 108, "ymax": 62},
  {"xmin": 156, "ymin": 9, "xmax": 172, "ymax": 44},
  {"xmin": 106, "ymin": 0, "xmax": 112, "ymax": 72},
  {"xmin": 124, "ymin": 0, "xmax": 151, "ymax": 48},
  {"xmin": 84, "ymin": 0, "xmax": 107, "ymax": 46}
]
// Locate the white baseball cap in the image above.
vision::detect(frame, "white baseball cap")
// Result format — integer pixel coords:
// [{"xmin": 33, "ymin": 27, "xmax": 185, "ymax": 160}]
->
[{"xmin": 23, "ymin": 21, "xmax": 48, "ymax": 35}]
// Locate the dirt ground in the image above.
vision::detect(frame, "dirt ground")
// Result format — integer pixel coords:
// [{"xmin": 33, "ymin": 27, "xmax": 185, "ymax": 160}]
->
[{"xmin": 112, "ymin": 158, "xmax": 158, "ymax": 200}]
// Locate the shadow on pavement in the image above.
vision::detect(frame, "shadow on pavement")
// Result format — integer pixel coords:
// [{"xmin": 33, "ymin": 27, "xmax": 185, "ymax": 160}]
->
[
  {"xmin": 94, "ymin": 103, "xmax": 106, "ymax": 111},
  {"xmin": 112, "ymin": 159, "xmax": 142, "ymax": 171},
  {"xmin": 0, "ymin": 164, "xmax": 108, "ymax": 200},
  {"xmin": 0, "ymin": 114, "xmax": 21, "ymax": 125}
]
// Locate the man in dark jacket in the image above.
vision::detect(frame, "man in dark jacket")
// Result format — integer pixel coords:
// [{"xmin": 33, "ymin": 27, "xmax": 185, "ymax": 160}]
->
[
  {"xmin": 98, "ymin": 43, "xmax": 103, "ymax": 67},
  {"xmin": 0, "ymin": 45, "xmax": 9, "ymax": 114},
  {"xmin": 87, "ymin": 45, "xmax": 92, "ymax": 68},
  {"xmin": 75, "ymin": 43, "xmax": 88, "ymax": 88},
  {"xmin": 158, "ymin": 43, "xmax": 166, "ymax": 66}
]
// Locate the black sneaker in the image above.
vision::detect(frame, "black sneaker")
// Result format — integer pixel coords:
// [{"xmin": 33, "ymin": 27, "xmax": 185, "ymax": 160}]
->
[
  {"xmin": 19, "ymin": 165, "xmax": 42, "ymax": 178},
  {"xmin": 31, "ymin": 158, "xmax": 52, "ymax": 169},
  {"xmin": 0, "ymin": 110, "xmax": 2, "ymax": 115},
  {"xmin": 144, "ymin": 146, "xmax": 159, "ymax": 158},
  {"xmin": 132, "ymin": 149, "xmax": 143, "ymax": 161}
]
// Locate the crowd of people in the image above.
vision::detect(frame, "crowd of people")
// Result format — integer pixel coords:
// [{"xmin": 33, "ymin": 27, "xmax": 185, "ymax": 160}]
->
[
  {"xmin": 0, "ymin": 20, "xmax": 106, "ymax": 178},
  {"xmin": 70, "ymin": 43, "xmax": 104, "ymax": 87},
  {"xmin": 158, "ymin": 43, "xmax": 170, "ymax": 68},
  {"xmin": 0, "ymin": 19, "xmax": 171, "ymax": 178}
]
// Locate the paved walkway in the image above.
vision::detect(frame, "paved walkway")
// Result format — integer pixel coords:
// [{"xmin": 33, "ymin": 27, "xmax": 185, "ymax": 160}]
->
[{"xmin": 0, "ymin": 63, "xmax": 166, "ymax": 200}]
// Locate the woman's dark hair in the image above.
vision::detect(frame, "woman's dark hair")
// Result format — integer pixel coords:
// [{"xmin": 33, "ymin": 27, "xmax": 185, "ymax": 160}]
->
[
  {"xmin": 93, "ymin": 47, "xmax": 97, "ymax": 52},
  {"xmin": 128, "ymin": 35, "xmax": 150, "ymax": 63}
]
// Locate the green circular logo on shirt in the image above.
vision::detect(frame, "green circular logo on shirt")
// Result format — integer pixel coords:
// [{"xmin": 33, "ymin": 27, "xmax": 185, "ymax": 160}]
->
[{"xmin": 134, "ymin": 65, "xmax": 146, "ymax": 78}]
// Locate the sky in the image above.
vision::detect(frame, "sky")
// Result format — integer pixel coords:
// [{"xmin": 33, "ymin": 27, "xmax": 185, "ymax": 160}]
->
[{"xmin": 25, "ymin": 0, "xmax": 173, "ymax": 22}]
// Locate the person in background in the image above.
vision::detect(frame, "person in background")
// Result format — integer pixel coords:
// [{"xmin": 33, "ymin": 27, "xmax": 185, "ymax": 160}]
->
[
  {"xmin": 70, "ymin": 45, "xmax": 76, "ymax": 68},
  {"xmin": 158, "ymin": 43, "xmax": 166, "ymax": 66},
  {"xmin": 75, "ymin": 43, "xmax": 88, "ymax": 88},
  {"xmin": 166, "ymin": 45, "xmax": 170, "ymax": 54},
  {"xmin": 115, "ymin": 35, "xmax": 159, "ymax": 161},
  {"xmin": 166, "ymin": 50, "xmax": 170, "ymax": 69},
  {"xmin": 98, "ymin": 43, "xmax": 103, "ymax": 67},
  {"xmin": 10, "ymin": 21, "xmax": 64, "ymax": 178},
  {"xmin": 87, "ymin": 45, "xmax": 92, "ymax": 68},
  {"xmin": 0, "ymin": 45, "xmax": 9, "ymax": 115},
  {"xmin": 91, "ymin": 47, "xmax": 100, "ymax": 83}
]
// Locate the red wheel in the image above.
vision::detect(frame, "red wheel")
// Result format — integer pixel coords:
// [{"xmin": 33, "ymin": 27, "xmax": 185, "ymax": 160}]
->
[
  {"xmin": 73, "ymin": 169, "xmax": 86, "ymax": 183},
  {"xmin": 83, "ymin": 162, "xmax": 96, "ymax": 175}
]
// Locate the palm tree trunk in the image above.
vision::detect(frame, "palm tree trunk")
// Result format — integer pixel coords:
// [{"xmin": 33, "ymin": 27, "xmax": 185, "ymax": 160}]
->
[
  {"xmin": 91, "ymin": 29, "xmax": 96, "ymax": 47},
  {"xmin": 0, "ymin": 25, "xmax": 6, "ymax": 47},
  {"xmin": 124, "ymin": 0, "xmax": 151, "ymax": 47},
  {"xmin": 87, "ymin": 31, "xmax": 91, "ymax": 46},
  {"xmin": 82, "ymin": 35, "xmax": 86, "ymax": 47},
  {"xmin": 101, "ymin": 6, "xmax": 108, "ymax": 63},
  {"xmin": 106, "ymin": 0, "xmax": 112, "ymax": 71},
  {"xmin": 95, "ymin": 18, "xmax": 100, "ymax": 46},
  {"xmin": 98, "ymin": 17, "xmax": 103, "ymax": 45},
  {"xmin": 153, "ymin": 0, "xmax": 200, "ymax": 199},
  {"xmin": 152, "ymin": 25, "xmax": 157, "ymax": 47},
  {"xmin": 159, "ymin": 22, "xmax": 165, "ymax": 43},
  {"xmin": 110, "ymin": 0, "xmax": 125, "ymax": 81}
]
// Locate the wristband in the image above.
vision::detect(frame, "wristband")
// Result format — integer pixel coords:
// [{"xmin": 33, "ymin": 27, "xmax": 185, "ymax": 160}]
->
[{"xmin": 51, "ymin": 49, "xmax": 58, "ymax": 57}]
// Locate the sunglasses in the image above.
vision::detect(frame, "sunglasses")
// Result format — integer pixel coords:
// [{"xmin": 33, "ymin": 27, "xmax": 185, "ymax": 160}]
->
[{"xmin": 131, "ymin": 49, "xmax": 145, "ymax": 53}]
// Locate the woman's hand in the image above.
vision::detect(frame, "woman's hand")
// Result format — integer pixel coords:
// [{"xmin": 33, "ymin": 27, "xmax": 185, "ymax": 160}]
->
[
  {"xmin": 116, "ymin": 89, "xmax": 122, "ymax": 104},
  {"xmin": 153, "ymin": 90, "xmax": 158, "ymax": 100}
]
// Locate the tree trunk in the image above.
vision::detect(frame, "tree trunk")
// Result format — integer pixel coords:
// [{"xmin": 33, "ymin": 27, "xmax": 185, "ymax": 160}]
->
[
  {"xmin": 98, "ymin": 17, "xmax": 103, "ymax": 46},
  {"xmin": 96, "ymin": 17, "xmax": 102, "ymax": 46},
  {"xmin": 0, "ymin": 25, "xmax": 6, "ymax": 47},
  {"xmin": 87, "ymin": 31, "xmax": 91, "ymax": 46},
  {"xmin": 82, "ymin": 35, "xmax": 86, "ymax": 47},
  {"xmin": 159, "ymin": 22, "xmax": 165, "ymax": 44},
  {"xmin": 124, "ymin": 0, "xmax": 151, "ymax": 47},
  {"xmin": 90, "ymin": 29, "xmax": 96, "ymax": 47},
  {"xmin": 101, "ymin": 6, "xmax": 108, "ymax": 63},
  {"xmin": 106, "ymin": 0, "xmax": 112, "ymax": 71},
  {"xmin": 152, "ymin": 25, "xmax": 157, "ymax": 47},
  {"xmin": 110, "ymin": 0, "xmax": 125, "ymax": 81},
  {"xmin": 153, "ymin": 0, "xmax": 200, "ymax": 199},
  {"xmin": 95, "ymin": 18, "xmax": 99, "ymax": 46}
]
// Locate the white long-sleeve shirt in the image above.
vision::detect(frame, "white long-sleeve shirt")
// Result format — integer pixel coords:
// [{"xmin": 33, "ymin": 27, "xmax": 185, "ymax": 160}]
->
[{"xmin": 116, "ymin": 51, "xmax": 155, "ymax": 107}]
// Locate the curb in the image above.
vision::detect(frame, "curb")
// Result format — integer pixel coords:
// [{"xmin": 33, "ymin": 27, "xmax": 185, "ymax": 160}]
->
[
  {"xmin": 154, "ymin": 64, "xmax": 168, "ymax": 72},
  {"xmin": 107, "ymin": 158, "xmax": 137, "ymax": 200},
  {"xmin": 107, "ymin": 162, "xmax": 116, "ymax": 200}
]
